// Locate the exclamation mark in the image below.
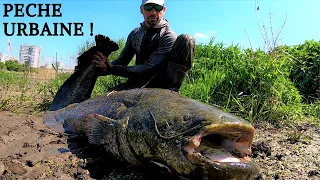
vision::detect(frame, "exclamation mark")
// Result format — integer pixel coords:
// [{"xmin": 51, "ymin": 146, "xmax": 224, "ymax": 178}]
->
[{"xmin": 90, "ymin": 23, "xmax": 93, "ymax": 36}]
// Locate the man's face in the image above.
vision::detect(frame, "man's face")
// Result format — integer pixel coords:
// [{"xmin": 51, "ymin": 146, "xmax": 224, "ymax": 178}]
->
[{"xmin": 141, "ymin": 3, "xmax": 166, "ymax": 26}]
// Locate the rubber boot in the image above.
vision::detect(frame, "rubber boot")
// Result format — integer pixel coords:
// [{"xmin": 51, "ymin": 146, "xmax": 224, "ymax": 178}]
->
[{"xmin": 166, "ymin": 34, "xmax": 195, "ymax": 91}]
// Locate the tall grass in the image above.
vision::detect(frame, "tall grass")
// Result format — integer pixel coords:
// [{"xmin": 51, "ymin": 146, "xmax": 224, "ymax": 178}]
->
[
  {"xmin": 0, "ymin": 71, "xmax": 46, "ymax": 113},
  {"xmin": 180, "ymin": 39, "xmax": 318, "ymax": 125}
]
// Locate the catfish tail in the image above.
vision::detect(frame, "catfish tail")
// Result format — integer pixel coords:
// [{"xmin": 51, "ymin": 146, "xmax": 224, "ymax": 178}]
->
[
  {"xmin": 48, "ymin": 64, "xmax": 99, "ymax": 111},
  {"xmin": 48, "ymin": 35, "xmax": 119, "ymax": 111}
]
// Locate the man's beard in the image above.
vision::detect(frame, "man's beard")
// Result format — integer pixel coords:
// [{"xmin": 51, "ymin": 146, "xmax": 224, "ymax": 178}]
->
[{"xmin": 147, "ymin": 17, "xmax": 159, "ymax": 26}]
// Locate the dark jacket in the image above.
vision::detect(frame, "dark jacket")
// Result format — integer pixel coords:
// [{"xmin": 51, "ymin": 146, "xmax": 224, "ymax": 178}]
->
[{"xmin": 110, "ymin": 19, "xmax": 177, "ymax": 87}]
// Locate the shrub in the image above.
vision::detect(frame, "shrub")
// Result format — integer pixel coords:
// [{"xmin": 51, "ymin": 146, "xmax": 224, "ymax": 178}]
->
[
  {"xmin": 288, "ymin": 40, "xmax": 320, "ymax": 102},
  {"xmin": 5, "ymin": 60, "xmax": 23, "ymax": 72}
]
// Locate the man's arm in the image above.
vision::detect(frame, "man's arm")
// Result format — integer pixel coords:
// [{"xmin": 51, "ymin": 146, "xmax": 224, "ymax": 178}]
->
[
  {"xmin": 110, "ymin": 32, "xmax": 177, "ymax": 78},
  {"xmin": 111, "ymin": 30, "xmax": 136, "ymax": 66}
]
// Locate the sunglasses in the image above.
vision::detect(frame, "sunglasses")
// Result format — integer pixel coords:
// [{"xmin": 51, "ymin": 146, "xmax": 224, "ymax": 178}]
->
[{"xmin": 143, "ymin": 4, "xmax": 164, "ymax": 12}]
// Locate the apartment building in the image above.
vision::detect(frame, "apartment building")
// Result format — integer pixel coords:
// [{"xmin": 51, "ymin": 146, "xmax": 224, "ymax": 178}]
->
[{"xmin": 19, "ymin": 45, "xmax": 41, "ymax": 68}]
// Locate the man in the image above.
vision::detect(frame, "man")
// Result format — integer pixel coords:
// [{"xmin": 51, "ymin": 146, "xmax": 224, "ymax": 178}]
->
[
  {"xmin": 47, "ymin": 0, "xmax": 194, "ymax": 118},
  {"xmin": 93, "ymin": 0, "xmax": 195, "ymax": 92}
]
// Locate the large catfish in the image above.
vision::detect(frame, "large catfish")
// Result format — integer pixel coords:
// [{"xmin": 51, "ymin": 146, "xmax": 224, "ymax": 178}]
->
[
  {"xmin": 43, "ymin": 35, "xmax": 259, "ymax": 180},
  {"xmin": 44, "ymin": 88, "xmax": 259, "ymax": 180}
]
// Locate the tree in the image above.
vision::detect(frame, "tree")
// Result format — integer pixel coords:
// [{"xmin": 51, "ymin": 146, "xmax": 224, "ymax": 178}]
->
[
  {"xmin": 77, "ymin": 39, "xmax": 95, "ymax": 56},
  {"xmin": 5, "ymin": 60, "xmax": 23, "ymax": 72}
]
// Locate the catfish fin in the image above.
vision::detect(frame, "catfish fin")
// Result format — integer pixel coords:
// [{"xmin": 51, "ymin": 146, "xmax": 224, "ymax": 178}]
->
[
  {"xmin": 148, "ymin": 161, "xmax": 173, "ymax": 177},
  {"xmin": 43, "ymin": 111, "xmax": 65, "ymax": 133},
  {"xmin": 84, "ymin": 113, "xmax": 119, "ymax": 145},
  {"xmin": 150, "ymin": 161, "xmax": 172, "ymax": 173}
]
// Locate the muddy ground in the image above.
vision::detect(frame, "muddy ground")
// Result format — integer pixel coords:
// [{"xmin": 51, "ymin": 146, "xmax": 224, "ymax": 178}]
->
[{"xmin": 0, "ymin": 110, "xmax": 319, "ymax": 180}]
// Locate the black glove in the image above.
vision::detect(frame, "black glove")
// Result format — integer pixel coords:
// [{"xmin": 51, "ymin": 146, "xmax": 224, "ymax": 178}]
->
[
  {"xmin": 74, "ymin": 34, "xmax": 119, "ymax": 75},
  {"xmin": 74, "ymin": 65, "xmax": 79, "ymax": 73},
  {"xmin": 93, "ymin": 51, "xmax": 113, "ymax": 75}
]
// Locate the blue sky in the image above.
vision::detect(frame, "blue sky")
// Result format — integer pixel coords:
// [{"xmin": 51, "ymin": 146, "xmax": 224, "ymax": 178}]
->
[{"xmin": 0, "ymin": 0, "xmax": 319, "ymax": 69}]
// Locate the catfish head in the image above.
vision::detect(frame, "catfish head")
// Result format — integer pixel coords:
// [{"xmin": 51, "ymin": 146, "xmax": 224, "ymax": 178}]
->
[
  {"xmin": 144, "ymin": 109, "xmax": 258, "ymax": 180},
  {"xmin": 124, "ymin": 91, "xmax": 260, "ymax": 180}
]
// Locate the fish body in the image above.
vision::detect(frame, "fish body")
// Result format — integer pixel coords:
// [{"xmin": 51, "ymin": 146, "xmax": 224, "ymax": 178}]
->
[
  {"xmin": 44, "ymin": 88, "xmax": 259, "ymax": 180},
  {"xmin": 45, "ymin": 34, "xmax": 259, "ymax": 179}
]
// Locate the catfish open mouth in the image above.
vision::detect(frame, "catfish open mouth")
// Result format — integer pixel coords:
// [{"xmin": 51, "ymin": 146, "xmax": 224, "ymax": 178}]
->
[{"xmin": 183, "ymin": 122, "xmax": 256, "ymax": 165}]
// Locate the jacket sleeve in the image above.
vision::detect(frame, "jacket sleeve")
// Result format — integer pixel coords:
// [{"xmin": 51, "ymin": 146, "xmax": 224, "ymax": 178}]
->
[
  {"xmin": 110, "ymin": 31, "xmax": 177, "ymax": 78},
  {"xmin": 111, "ymin": 30, "xmax": 136, "ymax": 66}
]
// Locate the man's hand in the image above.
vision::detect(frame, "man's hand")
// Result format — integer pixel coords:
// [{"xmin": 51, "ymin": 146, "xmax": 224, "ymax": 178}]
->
[
  {"xmin": 93, "ymin": 51, "xmax": 113, "ymax": 74},
  {"xmin": 74, "ymin": 65, "xmax": 79, "ymax": 73}
]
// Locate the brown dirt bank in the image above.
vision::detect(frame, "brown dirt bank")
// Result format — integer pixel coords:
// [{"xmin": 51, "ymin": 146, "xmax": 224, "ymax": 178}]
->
[{"xmin": 0, "ymin": 111, "xmax": 319, "ymax": 180}]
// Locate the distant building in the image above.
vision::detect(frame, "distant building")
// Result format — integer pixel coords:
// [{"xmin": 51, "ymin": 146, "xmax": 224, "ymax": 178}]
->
[
  {"xmin": 19, "ymin": 44, "xmax": 41, "ymax": 68},
  {"xmin": 0, "ymin": 53, "xmax": 15, "ymax": 63},
  {"xmin": 41, "ymin": 61, "xmax": 66, "ymax": 71},
  {"xmin": 56, "ymin": 61, "xmax": 65, "ymax": 70},
  {"xmin": 41, "ymin": 63, "xmax": 53, "ymax": 69}
]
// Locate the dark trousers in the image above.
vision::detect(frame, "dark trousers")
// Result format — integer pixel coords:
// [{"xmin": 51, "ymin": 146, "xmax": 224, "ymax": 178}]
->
[{"xmin": 108, "ymin": 34, "xmax": 195, "ymax": 92}]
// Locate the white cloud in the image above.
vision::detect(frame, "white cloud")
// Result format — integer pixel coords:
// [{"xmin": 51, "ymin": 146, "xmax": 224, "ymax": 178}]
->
[
  {"xmin": 193, "ymin": 30, "xmax": 215, "ymax": 39},
  {"xmin": 193, "ymin": 33, "xmax": 206, "ymax": 38}
]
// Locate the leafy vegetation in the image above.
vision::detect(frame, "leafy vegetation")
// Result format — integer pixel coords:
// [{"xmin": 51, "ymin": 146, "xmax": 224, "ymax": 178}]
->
[
  {"xmin": 287, "ymin": 40, "xmax": 320, "ymax": 103},
  {"xmin": 1, "ymin": 59, "xmax": 39, "ymax": 74},
  {"xmin": 0, "ymin": 62, "xmax": 5, "ymax": 70},
  {"xmin": 5, "ymin": 60, "xmax": 23, "ymax": 72}
]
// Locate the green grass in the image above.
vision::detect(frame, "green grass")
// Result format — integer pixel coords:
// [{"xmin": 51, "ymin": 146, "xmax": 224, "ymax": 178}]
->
[
  {"xmin": 178, "ymin": 40, "xmax": 319, "ymax": 125},
  {"xmin": 0, "ymin": 71, "xmax": 45, "ymax": 113}
]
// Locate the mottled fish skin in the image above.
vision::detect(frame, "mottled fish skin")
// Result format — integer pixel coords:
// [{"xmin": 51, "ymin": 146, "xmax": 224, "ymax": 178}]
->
[{"xmin": 44, "ymin": 88, "xmax": 259, "ymax": 179}]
